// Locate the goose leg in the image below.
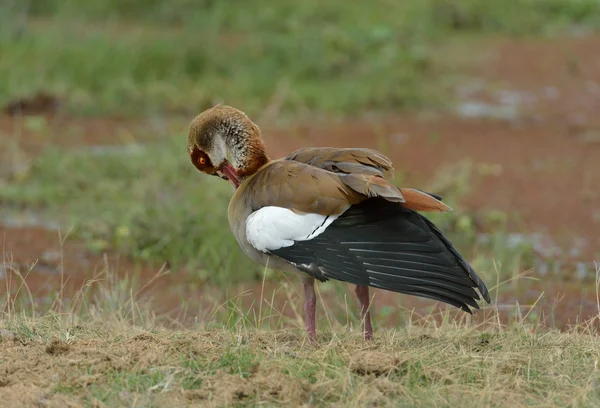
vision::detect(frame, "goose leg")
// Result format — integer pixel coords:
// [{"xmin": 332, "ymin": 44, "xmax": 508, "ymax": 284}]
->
[
  {"xmin": 303, "ymin": 277, "xmax": 317, "ymax": 342},
  {"xmin": 355, "ymin": 285, "xmax": 373, "ymax": 340}
]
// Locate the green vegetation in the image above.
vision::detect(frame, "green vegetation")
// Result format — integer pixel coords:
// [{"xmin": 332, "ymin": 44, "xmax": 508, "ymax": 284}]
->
[
  {"xmin": 2, "ymin": 274, "xmax": 600, "ymax": 407},
  {"xmin": 2, "ymin": 0, "xmax": 600, "ymax": 116}
]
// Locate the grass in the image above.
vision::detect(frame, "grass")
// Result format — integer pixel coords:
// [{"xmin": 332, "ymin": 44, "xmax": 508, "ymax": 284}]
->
[
  {"xmin": 2, "ymin": 263, "xmax": 600, "ymax": 407},
  {"xmin": 2, "ymin": 0, "xmax": 600, "ymax": 117}
]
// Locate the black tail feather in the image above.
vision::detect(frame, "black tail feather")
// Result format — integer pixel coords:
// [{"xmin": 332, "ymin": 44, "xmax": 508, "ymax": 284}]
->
[{"xmin": 272, "ymin": 198, "xmax": 491, "ymax": 312}]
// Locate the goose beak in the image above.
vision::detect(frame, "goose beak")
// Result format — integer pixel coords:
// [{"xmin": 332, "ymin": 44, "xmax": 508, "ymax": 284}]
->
[{"xmin": 219, "ymin": 161, "xmax": 241, "ymax": 188}]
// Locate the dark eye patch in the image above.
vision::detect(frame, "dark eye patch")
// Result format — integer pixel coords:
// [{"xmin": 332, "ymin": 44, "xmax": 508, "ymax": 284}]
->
[{"xmin": 190, "ymin": 146, "xmax": 217, "ymax": 173}]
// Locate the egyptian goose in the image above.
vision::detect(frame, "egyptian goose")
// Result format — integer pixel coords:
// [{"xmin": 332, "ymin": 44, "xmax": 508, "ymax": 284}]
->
[{"xmin": 187, "ymin": 105, "xmax": 491, "ymax": 341}]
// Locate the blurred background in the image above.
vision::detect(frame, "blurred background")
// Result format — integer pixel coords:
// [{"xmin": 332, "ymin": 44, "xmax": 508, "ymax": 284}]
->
[{"xmin": 1, "ymin": 0, "xmax": 599, "ymax": 329}]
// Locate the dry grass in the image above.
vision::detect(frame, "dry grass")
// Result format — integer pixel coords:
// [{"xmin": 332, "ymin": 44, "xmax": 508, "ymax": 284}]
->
[{"xmin": 2, "ymin": 263, "xmax": 600, "ymax": 407}]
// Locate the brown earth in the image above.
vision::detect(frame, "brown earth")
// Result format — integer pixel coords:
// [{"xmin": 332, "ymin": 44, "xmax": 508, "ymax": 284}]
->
[
  {"xmin": 0, "ymin": 329, "xmax": 312, "ymax": 407},
  {"xmin": 1, "ymin": 35, "xmax": 600, "ymax": 330},
  {"xmin": 1, "ymin": 319, "xmax": 598, "ymax": 407},
  {"xmin": 0, "ymin": 114, "xmax": 173, "ymax": 154}
]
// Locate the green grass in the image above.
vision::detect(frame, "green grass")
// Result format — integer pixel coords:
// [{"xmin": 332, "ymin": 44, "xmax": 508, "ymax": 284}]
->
[
  {"xmin": 3, "ymin": 284, "xmax": 600, "ymax": 407},
  {"xmin": 2, "ymin": 0, "xmax": 600, "ymax": 117}
]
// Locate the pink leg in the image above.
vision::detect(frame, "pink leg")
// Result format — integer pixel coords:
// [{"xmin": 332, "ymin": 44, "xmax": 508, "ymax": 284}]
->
[
  {"xmin": 303, "ymin": 278, "xmax": 317, "ymax": 342},
  {"xmin": 355, "ymin": 285, "xmax": 373, "ymax": 340}
]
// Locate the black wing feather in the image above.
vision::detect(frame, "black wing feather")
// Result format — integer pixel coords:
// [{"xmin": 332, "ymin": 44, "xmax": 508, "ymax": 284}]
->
[{"xmin": 272, "ymin": 198, "xmax": 490, "ymax": 313}]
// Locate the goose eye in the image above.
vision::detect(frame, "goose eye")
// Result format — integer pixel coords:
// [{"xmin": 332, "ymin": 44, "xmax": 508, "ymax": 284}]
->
[{"xmin": 199, "ymin": 157, "xmax": 206, "ymax": 165}]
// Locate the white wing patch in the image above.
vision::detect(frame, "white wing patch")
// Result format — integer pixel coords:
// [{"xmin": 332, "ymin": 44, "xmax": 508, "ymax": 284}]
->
[{"xmin": 246, "ymin": 206, "xmax": 338, "ymax": 252}]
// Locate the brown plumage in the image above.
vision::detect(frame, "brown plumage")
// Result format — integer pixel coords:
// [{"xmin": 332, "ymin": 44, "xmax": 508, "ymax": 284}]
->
[{"xmin": 188, "ymin": 104, "xmax": 490, "ymax": 342}]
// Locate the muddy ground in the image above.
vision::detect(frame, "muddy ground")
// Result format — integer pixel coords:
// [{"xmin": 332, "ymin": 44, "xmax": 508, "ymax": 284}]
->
[{"xmin": 1, "ymin": 35, "xmax": 600, "ymax": 330}]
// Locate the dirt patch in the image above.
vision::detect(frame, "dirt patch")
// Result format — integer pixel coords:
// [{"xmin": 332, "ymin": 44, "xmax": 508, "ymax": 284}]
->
[
  {"xmin": 0, "ymin": 225, "xmax": 163, "ymax": 305},
  {"xmin": 0, "ymin": 383, "xmax": 82, "ymax": 408},
  {"xmin": 2, "ymin": 225, "xmax": 96, "ymax": 279},
  {"xmin": 349, "ymin": 350, "xmax": 406, "ymax": 376},
  {"xmin": 0, "ymin": 329, "xmax": 312, "ymax": 407},
  {"xmin": 468, "ymin": 35, "xmax": 600, "ymax": 124},
  {"xmin": 45, "ymin": 339, "xmax": 70, "ymax": 356},
  {"xmin": 0, "ymin": 113, "xmax": 179, "ymax": 156},
  {"xmin": 188, "ymin": 368, "xmax": 308, "ymax": 407},
  {"xmin": 2, "ymin": 92, "xmax": 63, "ymax": 116}
]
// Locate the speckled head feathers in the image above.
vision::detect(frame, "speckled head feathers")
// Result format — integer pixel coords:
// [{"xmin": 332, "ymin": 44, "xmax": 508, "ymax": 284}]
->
[{"xmin": 187, "ymin": 105, "xmax": 269, "ymax": 177}]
